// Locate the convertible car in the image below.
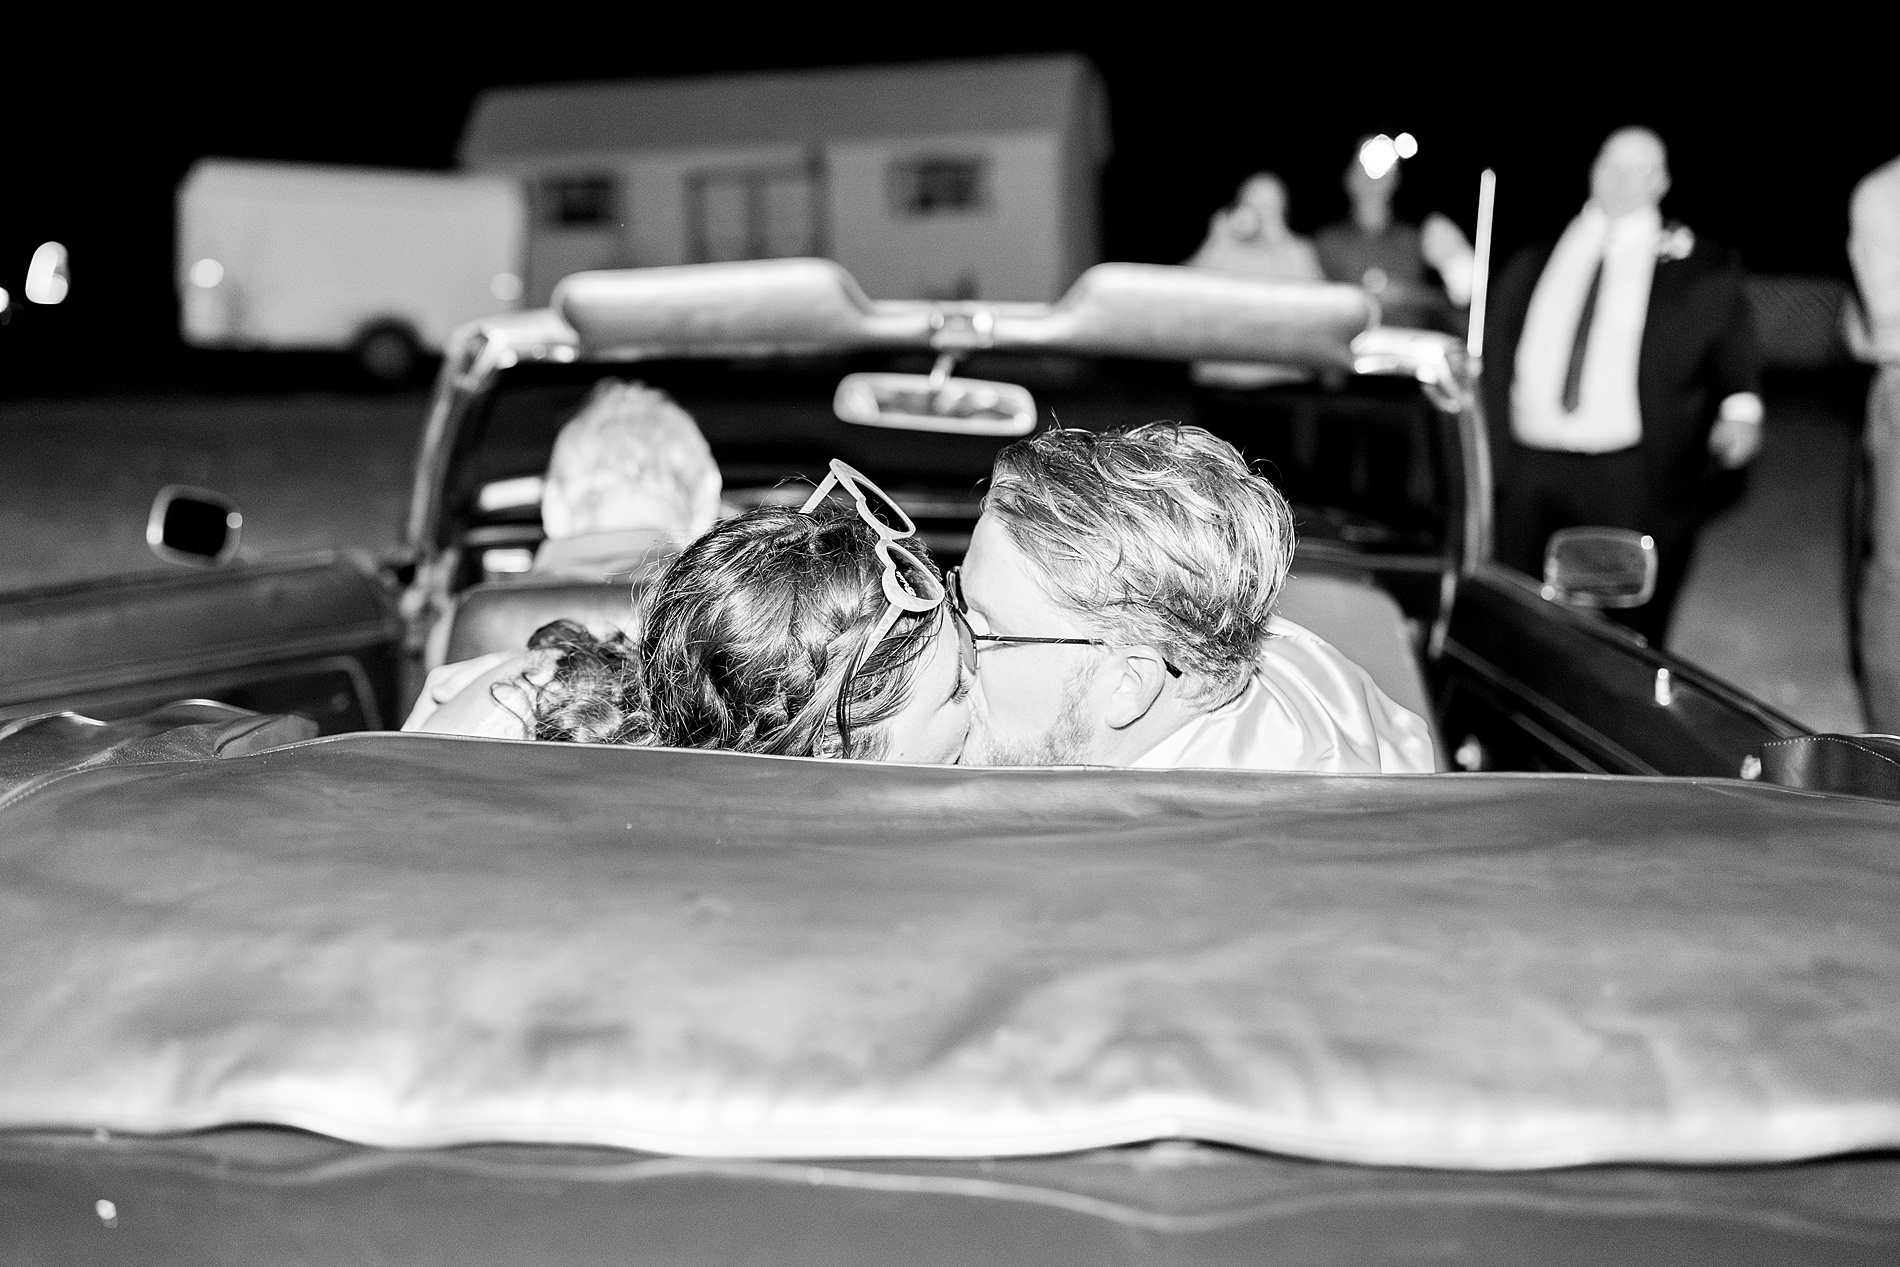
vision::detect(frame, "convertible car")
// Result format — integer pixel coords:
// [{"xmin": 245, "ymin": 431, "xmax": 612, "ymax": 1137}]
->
[
  {"xmin": 2, "ymin": 708, "xmax": 1899, "ymax": 1261},
  {"xmin": 2, "ymin": 260, "xmax": 1898, "ymax": 1261},
  {"xmin": 0, "ymin": 257, "xmax": 1849, "ymax": 777}
]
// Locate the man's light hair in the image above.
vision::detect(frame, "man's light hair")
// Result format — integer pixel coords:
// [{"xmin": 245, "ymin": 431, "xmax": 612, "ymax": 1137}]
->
[
  {"xmin": 985, "ymin": 423, "xmax": 1295, "ymax": 702},
  {"xmin": 541, "ymin": 380, "xmax": 721, "ymax": 542}
]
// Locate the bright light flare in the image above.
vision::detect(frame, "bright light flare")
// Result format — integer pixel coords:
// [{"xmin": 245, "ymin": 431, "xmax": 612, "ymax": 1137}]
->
[
  {"xmin": 25, "ymin": 242, "xmax": 69, "ymax": 305},
  {"xmin": 0, "ymin": 287, "xmax": 9, "ymax": 315},
  {"xmin": 490, "ymin": 272, "xmax": 522, "ymax": 303},
  {"xmin": 189, "ymin": 258, "xmax": 224, "ymax": 288},
  {"xmin": 1358, "ymin": 135, "xmax": 1400, "ymax": 180},
  {"xmin": 1395, "ymin": 132, "xmax": 1418, "ymax": 158}
]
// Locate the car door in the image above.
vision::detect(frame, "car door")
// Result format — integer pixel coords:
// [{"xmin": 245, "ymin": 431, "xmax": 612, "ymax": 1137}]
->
[
  {"xmin": 1437, "ymin": 561, "xmax": 1804, "ymax": 776},
  {"xmin": 0, "ymin": 552, "xmax": 403, "ymax": 735}
]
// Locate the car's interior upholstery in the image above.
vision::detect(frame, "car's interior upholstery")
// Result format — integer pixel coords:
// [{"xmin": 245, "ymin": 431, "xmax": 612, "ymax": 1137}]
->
[
  {"xmin": 0, "ymin": 555, "xmax": 400, "ymax": 731},
  {"xmin": 438, "ymin": 569, "xmax": 1447, "ymax": 768},
  {"xmin": 1759, "ymin": 733, "xmax": 1900, "ymax": 802},
  {"xmin": 441, "ymin": 580, "xmax": 646, "ymax": 667}
]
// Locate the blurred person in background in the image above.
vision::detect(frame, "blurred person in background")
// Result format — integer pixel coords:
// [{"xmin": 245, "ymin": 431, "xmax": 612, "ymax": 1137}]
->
[
  {"xmin": 1850, "ymin": 155, "xmax": 1900, "ymax": 732},
  {"xmin": 1482, "ymin": 127, "xmax": 1763, "ymax": 645},
  {"xmin": 1185, "ymin": 173, "xmax": 1326, "ymax": 389},
  {"xmin": 531, "ymin": 379, "xmax": 723, "ymax": 581},
  {"xmin": 1316, "ymin": 134, "xmax": 1475, "ymax": 328},
  {"xmin": 1184, "ymin": 173, "xmax": 1325, "ymax": 281},
  {"xmin": 411, "ymin": 379, "xmax": 724, "ymax": 724}
]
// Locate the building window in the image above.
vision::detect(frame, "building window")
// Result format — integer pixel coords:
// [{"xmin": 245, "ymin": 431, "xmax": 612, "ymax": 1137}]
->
[
  {"xmin": 686, "ymin": 160, "xmax": 824, "ymax": 263},
  {"xmin": 888, "ymin": 156, "xmax": 989, "ymax": 217},
  {"xmin": 539, "ymin": 175, "xmax": 617, "ymax": 229}
]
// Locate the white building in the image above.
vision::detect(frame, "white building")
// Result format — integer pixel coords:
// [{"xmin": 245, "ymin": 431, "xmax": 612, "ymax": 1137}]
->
[{"xmin": 458, "ymin": 55, "xmax": 1109, "ymax": 307}]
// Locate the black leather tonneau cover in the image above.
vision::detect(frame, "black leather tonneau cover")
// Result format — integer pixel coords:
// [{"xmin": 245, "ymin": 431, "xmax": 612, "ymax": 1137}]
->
[
  {"xmin": 1, "ymin": 734, "xmax": 1898, "ymax": 1168},
  {"xmin": 5, "ymin": 1129, "xmax": 1899, "ymax": 1265}
]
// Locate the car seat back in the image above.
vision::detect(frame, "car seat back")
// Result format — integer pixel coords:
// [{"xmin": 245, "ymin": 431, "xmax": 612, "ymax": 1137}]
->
[
  {"xmin": 439, "ymin": 569, "xmax": 1448, "ymax": 770},
  {"xmin": 1275, "ymin": 571, "xmax": 1447, "ymax": 770},
  {"xmin": 442, "ymin": 580, "xmax": 645, "ymax": 666}
]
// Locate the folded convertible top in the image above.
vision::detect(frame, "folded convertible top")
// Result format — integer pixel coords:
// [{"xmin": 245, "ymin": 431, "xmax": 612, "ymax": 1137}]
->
[{"xmin": 1, "ymin": 732, "xmax": 1897, "ymax": 1168}]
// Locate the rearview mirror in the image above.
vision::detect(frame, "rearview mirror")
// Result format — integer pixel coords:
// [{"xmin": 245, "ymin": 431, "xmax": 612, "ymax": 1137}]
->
[
  {"xmin": 834, "ymin": 367, "xmax": 1035, "ymax": 438},
  {"xmin": 1541, "ymin": 527, "xmax": 1656, "ymax": 609},
  {"xmin": 147, "ymin": 485, "xmax": 242, "ymax": 568}
]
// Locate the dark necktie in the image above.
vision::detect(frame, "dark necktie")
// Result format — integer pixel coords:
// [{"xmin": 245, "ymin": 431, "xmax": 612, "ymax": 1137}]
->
[{"xmin": 1561, "ymin": 259, "xmax": 1604, "ymax": 413}]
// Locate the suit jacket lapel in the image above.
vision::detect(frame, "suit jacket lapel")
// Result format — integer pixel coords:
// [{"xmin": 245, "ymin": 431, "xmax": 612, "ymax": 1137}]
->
[{"xmin": 1637, "ymin": 248, "xmax": 1709, "ymax": 461}]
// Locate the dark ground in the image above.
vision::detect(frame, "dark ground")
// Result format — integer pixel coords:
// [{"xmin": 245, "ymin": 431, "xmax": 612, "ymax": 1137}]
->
[
  {"xmin": 0, "ymin": 373, "xmax": 1868, "ymax": 733},
  {"xmin": 1672, "ymin": 374, "xmax": 1868, "ymax": 733}
]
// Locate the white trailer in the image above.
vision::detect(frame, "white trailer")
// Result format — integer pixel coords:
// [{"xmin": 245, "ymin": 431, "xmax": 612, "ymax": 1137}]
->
[{"xmin": 176, "ymin": 159, "xmax": 527, "ymax": 381}]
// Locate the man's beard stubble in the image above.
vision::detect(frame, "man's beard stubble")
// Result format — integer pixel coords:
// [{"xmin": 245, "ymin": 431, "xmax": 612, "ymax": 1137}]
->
[{"xmin": 962, "ymin": 659, "xmax": 1097, "ymax": 766}]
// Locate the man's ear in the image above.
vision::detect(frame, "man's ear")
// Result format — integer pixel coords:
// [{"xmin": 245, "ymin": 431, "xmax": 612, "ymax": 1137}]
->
[{"xmin": 1102, "ymin": 647, "xmax": 1172, "ymax": 730}]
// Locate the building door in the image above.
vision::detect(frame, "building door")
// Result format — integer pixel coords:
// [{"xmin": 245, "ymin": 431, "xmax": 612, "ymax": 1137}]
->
[{"xmin": 686, "ymin": 155, "xmax": 825, "ymax": 263}]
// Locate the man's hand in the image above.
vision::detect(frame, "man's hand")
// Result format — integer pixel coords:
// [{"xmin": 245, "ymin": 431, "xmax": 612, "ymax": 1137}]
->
[
  {"xmin": 1708, "ymin": 392, "xmax": 1765, "ymax": 469},
  {"xmin": 1708, "ymin": 415, "xmax": 1764, "ymax": 468}
]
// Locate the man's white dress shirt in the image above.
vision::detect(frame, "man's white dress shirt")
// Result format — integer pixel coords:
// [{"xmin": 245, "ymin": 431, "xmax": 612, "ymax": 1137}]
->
[
  {"xmin": 1130, "ymin": 617, "xmax": 1435, "ymax": 774},
  {"xmin": 1852, "ymin": 157, "xmax": 1900, "ymax": 365},
  {"xmin": 1511, "ymin": 205, "xmax": 1661, "ymax": 453}
]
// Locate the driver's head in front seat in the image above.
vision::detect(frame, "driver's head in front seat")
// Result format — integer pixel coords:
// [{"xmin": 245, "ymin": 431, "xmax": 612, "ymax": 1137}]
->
[{"xmin": 532, "ymin": 379, "xmax": 723, "ymax": 582}]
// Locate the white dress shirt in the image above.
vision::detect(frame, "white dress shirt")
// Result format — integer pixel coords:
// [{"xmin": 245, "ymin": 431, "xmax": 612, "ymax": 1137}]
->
[
  {"xmin": 1130, "ymin": 617, "xmax": 1436, "ymax": 774},
  {"xmin": 1511, "ymin": 204, "xmax": 1661, "ymax": 453},
  {"xmin": 1851, "ymin": 157, "xmax": 1900, "ymax": 365}
]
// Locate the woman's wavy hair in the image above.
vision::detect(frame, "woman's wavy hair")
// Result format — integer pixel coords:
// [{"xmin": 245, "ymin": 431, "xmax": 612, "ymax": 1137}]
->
[{"xmin": 523, "ymin": 504, "xmax": 943, "ymax": 759}]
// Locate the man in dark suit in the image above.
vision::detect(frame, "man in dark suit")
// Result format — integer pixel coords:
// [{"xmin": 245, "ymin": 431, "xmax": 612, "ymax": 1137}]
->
[{"xmin": 1482, "ymin": 127, "xmax": 1763, "ymax": 644}]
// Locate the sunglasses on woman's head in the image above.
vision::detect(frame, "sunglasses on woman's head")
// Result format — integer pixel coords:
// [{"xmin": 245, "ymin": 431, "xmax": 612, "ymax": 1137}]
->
[
  {"xmin": 800, "ymin": 458, "xmax": 917, "ymax": 543},
  {"xmin": 800, "ymin": 460, "xmax": 977, "ymax": 682}
]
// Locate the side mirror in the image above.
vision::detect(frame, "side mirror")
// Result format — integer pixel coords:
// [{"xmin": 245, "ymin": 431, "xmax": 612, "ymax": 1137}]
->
[
  {"xmin": 147, "ymin": 485, "xmax": 242, "ymax": 568},
  {"xmin": 1541, "ymin": 527, "xmax": 1656, "ymax": 609},
  {"xmin": 834, "ymin": 362, "xmax": 1035, "ymax": 438}
]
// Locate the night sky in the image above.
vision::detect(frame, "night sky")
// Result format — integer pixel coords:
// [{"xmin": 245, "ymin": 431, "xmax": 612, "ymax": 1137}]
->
[{"xmin": 4, "ymin": 24, "xmax": 1888, "ymax": 388}]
